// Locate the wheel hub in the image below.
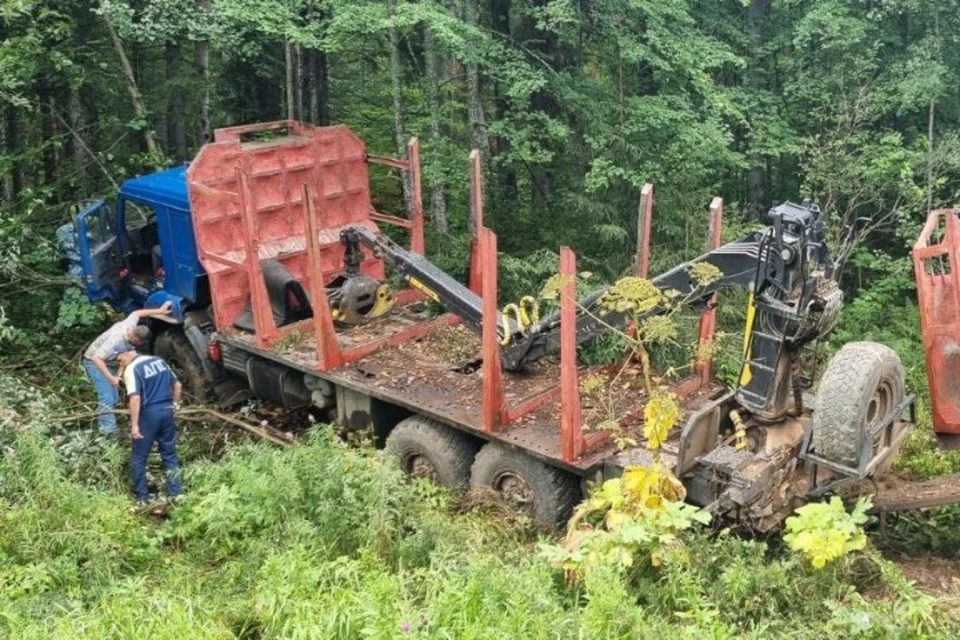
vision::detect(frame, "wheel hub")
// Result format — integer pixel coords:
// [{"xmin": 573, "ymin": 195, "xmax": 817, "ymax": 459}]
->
[
  {"xmin": 869, "ymin": 382, "xmax": 893, "ymax": 451},
  {"xmin": 496, "ymin": 472, "xmax": 535, "ymax": 516},
  {"xmin": 405, "ymin": 453, "xmax": 437, "ymax": 481}
]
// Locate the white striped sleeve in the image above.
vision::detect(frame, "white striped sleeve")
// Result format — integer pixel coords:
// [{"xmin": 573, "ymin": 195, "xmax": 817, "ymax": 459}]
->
[{"xmin": 123, "ymin": 362, "xmax": 139, "ymax": 396}]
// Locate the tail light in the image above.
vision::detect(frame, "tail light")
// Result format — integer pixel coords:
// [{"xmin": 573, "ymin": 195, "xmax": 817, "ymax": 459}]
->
[{"xmin": 207, "ymin": 341, "xmax": 223, "ymax": 363}]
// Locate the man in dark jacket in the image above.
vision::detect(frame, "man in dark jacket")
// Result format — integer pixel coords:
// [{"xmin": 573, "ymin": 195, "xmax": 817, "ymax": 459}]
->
[{"xmin": 117, "ymin": 348, "xmax": 182, "ymax": 504}]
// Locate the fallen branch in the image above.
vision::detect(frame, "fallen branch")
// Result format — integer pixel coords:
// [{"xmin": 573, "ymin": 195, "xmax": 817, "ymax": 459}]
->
[
  {"xmin": 49, "ymin": 406, "xmax": 292, "ymax": 447},
  {"xmin": 182, "ymin": 409, "xmax": 292, "ymax": 447}
]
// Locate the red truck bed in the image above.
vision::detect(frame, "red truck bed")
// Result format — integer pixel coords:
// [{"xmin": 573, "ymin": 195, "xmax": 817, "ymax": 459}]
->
[{"xmin": 192, "ymin": 120, "xmax": 724, "ymax": 475}]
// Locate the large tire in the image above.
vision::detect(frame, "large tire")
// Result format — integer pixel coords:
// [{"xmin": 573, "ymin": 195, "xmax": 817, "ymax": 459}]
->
[
  {"xmin": 812, "ymin": 342, "xmax": 905, "ymax": 469},
  {"xmin": 385, "ymin": 416, "xmax": 479, "ymax": 488},
  {"xmin": 153, "ymin": 330, "xmax": 211, "ymax": 402},
  {"xmin": 470, "ymin": 443, "xmax": 580, "ymax": 528}
]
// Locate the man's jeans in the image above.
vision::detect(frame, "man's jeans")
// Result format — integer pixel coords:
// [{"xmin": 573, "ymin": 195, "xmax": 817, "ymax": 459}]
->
[
  {"xmin": 82, "ymin": 358, "xmax": 118, "ymax": 434},
  {"xmin": 131, "ymin": 406, "xmax": 182, "ymax": 501}
]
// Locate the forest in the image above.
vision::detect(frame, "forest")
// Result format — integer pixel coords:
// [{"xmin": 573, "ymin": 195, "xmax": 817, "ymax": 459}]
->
[{"xmin": 4, "ymin": 0, "xmax": 960, "ymax": 637}]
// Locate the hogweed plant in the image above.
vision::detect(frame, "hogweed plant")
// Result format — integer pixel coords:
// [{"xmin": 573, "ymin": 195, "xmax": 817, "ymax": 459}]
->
[
  {"xmin": 538, "ymin": 268, "xmax": 725, "ymax": 579},
  {"xmin": 784, "ymin": 496, "xmax": 872, "ymax": 569}
]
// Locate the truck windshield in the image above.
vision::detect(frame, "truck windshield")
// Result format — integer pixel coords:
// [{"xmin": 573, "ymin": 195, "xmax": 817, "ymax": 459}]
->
[
  {"xmin": 84, "ymin": 207, "xmax": 112, "ymax": 246},
  {"xmin": 125, "ymin": 201, "xmax": 156, "ymax": 230}
]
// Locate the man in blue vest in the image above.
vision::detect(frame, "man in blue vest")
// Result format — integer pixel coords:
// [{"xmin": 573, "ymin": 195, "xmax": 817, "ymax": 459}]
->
[{"xmin": 117, "ymin": 348, "xmax": 183, "ymax": 504}]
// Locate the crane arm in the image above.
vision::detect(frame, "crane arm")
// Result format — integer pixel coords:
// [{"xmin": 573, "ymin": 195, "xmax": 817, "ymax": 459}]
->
[{"xmin": 501, "ymin": 234, "xmax": 766, "ymax": 370}]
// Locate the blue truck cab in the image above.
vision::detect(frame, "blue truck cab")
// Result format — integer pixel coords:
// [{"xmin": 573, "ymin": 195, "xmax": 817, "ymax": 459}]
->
[
  {"xmin": 75, "ymin": 166, "xmax": 205, "ymax": 319},
  {"xmin": 75, "ymin": 166, "xmax": 227, "ymax": 399}
]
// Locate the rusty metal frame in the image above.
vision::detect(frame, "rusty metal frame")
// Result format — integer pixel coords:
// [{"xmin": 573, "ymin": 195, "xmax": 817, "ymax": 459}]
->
[
  {"xmin": 914, "ymin": 209, "xmax": 960, "ymax": 435},
  {"xmin": 210, "ymin": 129, "xmax": 738, "ymax": 465},
  {"xmin": 695, "ymin": 197, "xmax": 723, "ymax": 388},
  {"xmin": 215, "ymin": 127, "xmax": 431, "ymax": 368},
  {"xmin": 237, "ymin": 160, "xmax": 280, "ymax": 348},
  {"xmin": 367, "ymin": 138, "xmax": 425, "ymax": 256},
  {"xmin": 213, "ymin": 119, "xmax": 302, "ymax": 143},
  {"xmin": 291, "ymin": 180, "xmax": 450, "ymax": 372},
  {"xmin": 480, "ymin": 227, "xmax": 504, "ymax": 432},
  {"xmin": 560, "ymin": 246, "xmax": 584, "ymax": 461}
]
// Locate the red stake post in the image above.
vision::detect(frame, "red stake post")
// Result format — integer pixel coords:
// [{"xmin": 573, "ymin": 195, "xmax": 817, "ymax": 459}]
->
[
  {"xmin": 407, "ymin": 138, "xmax": 425, "ymax": 255},
  {"xmin": 560, "ymin": 246, "xmax": 584, "ymax": 462},
  {"xmin": 237, "ymin": 162, "xmax": 279, "ymax": 348},
  {"xmin": 481, "ymin": 227, "xmax": 503, "ymax": 433},
  {"xmin": 302, "ymin": 184, "xmax": 343, "ymax": 370},
  {"xmin": 695, "ymin": 197, "xmax": 724, "ymax": 387}
]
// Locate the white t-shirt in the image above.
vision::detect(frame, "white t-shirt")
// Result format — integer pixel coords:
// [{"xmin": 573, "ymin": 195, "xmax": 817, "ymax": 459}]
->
[{"xmin": 84, "ymin": 314, "xmax": 139, "ymax": 362}]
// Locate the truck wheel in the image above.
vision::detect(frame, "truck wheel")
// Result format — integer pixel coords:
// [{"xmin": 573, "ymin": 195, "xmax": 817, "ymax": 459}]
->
[
  {"xmin": 154, "ymin": 331, "xmax": 211, "ymax": 402},
  {"xmin": 470, "ymin": 443, "xmax": 580, "ymax": 528},
  {"xmin": 812, "ymin": 342, "xmax": 905, "ymax": 470},
  {"xmin": 384, "ymin": 416, "xmax": 479, "ymax": 488}
]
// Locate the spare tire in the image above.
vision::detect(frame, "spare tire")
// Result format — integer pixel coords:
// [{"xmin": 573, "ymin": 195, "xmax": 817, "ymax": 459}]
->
[{"xmin": 812, "ymin": 342, "xmax": 905, "ymax": 469}]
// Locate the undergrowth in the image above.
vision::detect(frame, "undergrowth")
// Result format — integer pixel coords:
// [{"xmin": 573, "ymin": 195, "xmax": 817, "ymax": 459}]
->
[{"xmin": 2, "ymin": 420, "xmax": 958, "ymax": 639}]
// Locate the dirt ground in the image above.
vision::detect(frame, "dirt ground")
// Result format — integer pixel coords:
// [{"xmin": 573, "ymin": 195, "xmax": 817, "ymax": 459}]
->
[{"xmin": 893, "ymin": 553, "xmax": 960, "ymax": 596}]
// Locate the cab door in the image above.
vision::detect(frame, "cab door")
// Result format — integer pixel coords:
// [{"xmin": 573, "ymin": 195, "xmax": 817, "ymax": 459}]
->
[{"xmin": 76, "ymin": 199, "xmax": 127, "ymax": 304}]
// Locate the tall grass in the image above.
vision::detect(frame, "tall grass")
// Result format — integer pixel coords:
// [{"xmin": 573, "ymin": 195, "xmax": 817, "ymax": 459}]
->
[{"xmin": 1, "ymin": 425, "xmax": 958, "ymax": 639}]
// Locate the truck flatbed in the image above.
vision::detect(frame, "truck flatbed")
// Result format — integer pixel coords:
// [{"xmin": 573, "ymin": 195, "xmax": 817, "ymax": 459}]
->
[{"xmin": 221, "ymin": 300, "xmax": 726, "ymax": 475}]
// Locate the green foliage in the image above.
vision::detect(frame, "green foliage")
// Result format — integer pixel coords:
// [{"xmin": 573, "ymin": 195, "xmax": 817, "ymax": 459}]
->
[
  {"xmin": 1, "ymin": 391, "xmax": 960, "ymax": 638},
  {"xmin": 785, "ymin": 497, "xmax": 872, "ymax": 569},
  {"xmin": 55, "ymin": 287, "xmax": 110, "ymax": 332},
  {"xmin": 541, "ymin": 465, "xmax": 709, "ymax": 580},
  {"xmin": 5, "ymin": 0, "xmax": 960, "ymax": 635}
]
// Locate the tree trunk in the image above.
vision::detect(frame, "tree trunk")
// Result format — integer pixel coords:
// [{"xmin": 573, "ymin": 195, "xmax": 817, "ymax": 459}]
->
[
  {"xmin": 67, "ymin": 86, "xmax": 86, "ymax": 192},
  {"xmin": 314, "ymin": 48, "xmax": 330, "ymax": 124},
  {"xmin": 424, "ymin": 28, "xmax": 448, "ymax": 233},
  {"xmin": 926, "ymin": 98, "xmax": 935, "ymax": 213},
  {"xmin": 387, "ymin": 0, "xmax": 412, "ymax": 216},
  {"xmin": 6, "ymin": 107, "xmax": 22, "ymax": 199},
  {"xmin": 746, "ymin": 0, "xmax": 771, "ymax": 218},
  {"xmin": 40, "ymin": 87, "xmax": 58, "ymax": 188},
  {"xmin": 489, "ymin": 0, "xmax": 517, "ymax": 213},
  {"xmin": 295, "ymin": 44, "xmax": 305, "ymax": 122},
  {"xmin": 465, "ymin": 0, "xmax": 490, "ymax": 160},
  {"xmin": 0, "ymin": 107, "xmax": 7, "ymax": 205},
  {"xmin": 102, "ymin": 7, "xmax": 161, "ymax": 160},
  {"xmin": 307, "ymin": 49, "xmax": 317, "ymax": 123},
  {"xmin": 306, "ymin": 1, "xmax": 330, "ymax": 125},
  {"xmin": 285, "ymin": 40, "xmax": 296, "ymax": 120},
  {"xmin": 307, "ymin": 48, "xmax": 331, "ymax": 125},
  {"xmin": 165, "ymin": 41, "xmax": 188, "ymax": 161},
  {"xmin": 196, "ymin": 0, "xmax": 212, "ymax": 143}
]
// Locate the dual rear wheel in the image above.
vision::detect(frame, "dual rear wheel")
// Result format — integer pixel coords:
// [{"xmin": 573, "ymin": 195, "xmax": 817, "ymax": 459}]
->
[
  {"xmin": 386, "ymin": 341, "xmax": 907, "ymax": 528},
  {"xmin": 384, "ymin": 415, "xmax": 580, "ymax": 527}
]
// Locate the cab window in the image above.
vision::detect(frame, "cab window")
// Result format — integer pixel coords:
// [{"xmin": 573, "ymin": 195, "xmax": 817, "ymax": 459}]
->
[{"xmin": 83, "ymin": 207, "xmax": 112, "ymax": 246}]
